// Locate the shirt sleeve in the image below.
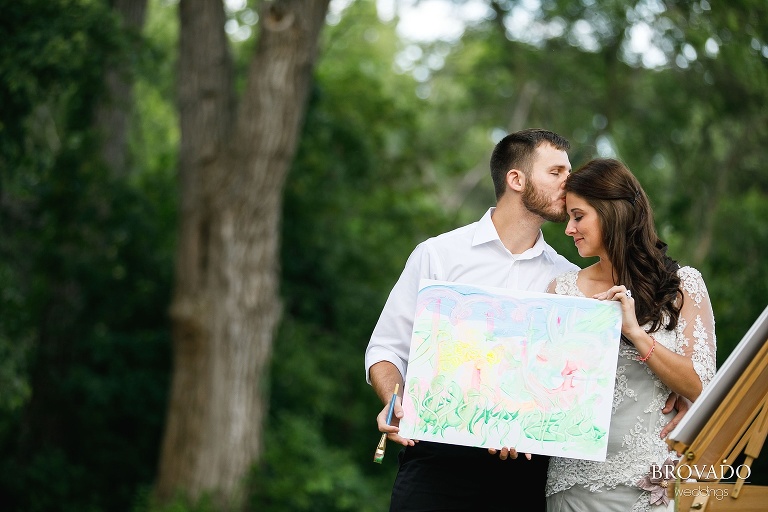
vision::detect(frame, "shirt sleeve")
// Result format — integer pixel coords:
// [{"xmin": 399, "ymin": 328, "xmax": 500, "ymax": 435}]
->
[
  {"xmin": 364, "ymin": 242, "xmax": 436, "ymax": 385},
  {"xmin": 676, "ymin": 267, "xmax": 718, "ymax": 388}
]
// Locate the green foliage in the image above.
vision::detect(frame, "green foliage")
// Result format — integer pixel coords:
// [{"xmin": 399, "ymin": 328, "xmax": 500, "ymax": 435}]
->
[
  {"xmin": 0, "ymin": 0, "xmax": 176, "ymax": 510},
  {"xmin": 0, "ymin": 0, "xmax": 121, "ymax": 144},
  {"xmin": 131, "ymin": 0, "xmax": 180, "ymax": 179},
  {"xmin": 131, "ymin": 487, "xmax": 220, "ymax": 512},
  {"xmin": 0, "ymin": 139, "xmax": 176, "ymax": 512},
  {"xmin": 246, "ymin": 412, "xmax": 392, "ymax": 512},
  {"xmin": 704, "ymin": 188, "xmax": 768, "ymax": 365},
  {"xmin": 0, "ymin": 0, "xmax": 119, "ymax": 418}
]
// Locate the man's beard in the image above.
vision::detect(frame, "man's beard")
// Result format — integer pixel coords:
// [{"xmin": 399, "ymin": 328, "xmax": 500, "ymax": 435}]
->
[{"xmin": 522, "ymin": 181, "xmax": 568, "ymax": 223}]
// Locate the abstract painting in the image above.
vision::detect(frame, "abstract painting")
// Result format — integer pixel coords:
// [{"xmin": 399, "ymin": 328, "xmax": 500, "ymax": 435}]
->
[{"xmin": 398, "ymin": 279, "xmax": 622, "ymax": 461}]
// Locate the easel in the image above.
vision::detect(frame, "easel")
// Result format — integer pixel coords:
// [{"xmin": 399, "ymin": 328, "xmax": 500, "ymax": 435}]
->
[{"xmin": 665, "ymin": 334, "xmax": 768, "ymax": 511}]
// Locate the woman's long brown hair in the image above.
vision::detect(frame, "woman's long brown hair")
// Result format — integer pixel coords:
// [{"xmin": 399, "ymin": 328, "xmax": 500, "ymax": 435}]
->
[{"xmin": 565, "ymin": 158, "xmax": 682, "ymax": 332}]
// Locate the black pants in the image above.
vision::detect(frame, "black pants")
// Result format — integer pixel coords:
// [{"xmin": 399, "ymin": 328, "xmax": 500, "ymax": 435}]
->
[{"xmin": 389, "ymin": 441, "xmax": 549, "ymax": 512}]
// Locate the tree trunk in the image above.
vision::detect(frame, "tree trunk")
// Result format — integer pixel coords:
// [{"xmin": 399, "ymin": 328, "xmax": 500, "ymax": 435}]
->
[{"xmin": 155, "ymin": 0, "xmax": 330, "ymax": 507}]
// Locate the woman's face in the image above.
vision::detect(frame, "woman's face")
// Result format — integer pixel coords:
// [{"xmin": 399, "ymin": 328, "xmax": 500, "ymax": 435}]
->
[{"xmin": 564, "ymin": 193, "xmax": 604, "ymax": 259}]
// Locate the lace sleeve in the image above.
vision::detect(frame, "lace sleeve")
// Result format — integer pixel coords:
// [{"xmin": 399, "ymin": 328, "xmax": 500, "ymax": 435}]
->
[{"xmin": 676, "ymin": 267, "xmax": 717, "ymax": 387}]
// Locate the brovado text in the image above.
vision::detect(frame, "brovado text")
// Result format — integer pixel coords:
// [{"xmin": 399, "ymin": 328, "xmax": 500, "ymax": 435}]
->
[{"xmin": 656, "ymin": 463, "xmax": 752, "ymax": 481}]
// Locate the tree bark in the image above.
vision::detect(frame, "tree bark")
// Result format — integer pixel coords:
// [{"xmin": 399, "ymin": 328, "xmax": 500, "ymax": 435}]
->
[{"xmin": 155, "ymin": 0, "xmax": 330, "ymax": 507}]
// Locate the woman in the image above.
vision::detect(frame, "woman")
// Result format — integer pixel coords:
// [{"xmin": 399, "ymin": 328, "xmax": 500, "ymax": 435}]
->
[{"xmin": 545, "ymin": 158, "xmax": 717, "ymax": 512}]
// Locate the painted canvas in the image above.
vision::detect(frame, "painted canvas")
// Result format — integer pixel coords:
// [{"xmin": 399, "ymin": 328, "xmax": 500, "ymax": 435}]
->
[{"xmin": 398, "ymin": 279, "xmax": 622, "ymax": 462}]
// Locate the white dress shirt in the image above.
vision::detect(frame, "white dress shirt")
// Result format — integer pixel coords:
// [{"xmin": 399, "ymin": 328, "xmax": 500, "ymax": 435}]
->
[{"xmin": 365, "ymin": 207, "xmax": 579, "ymax": 384}]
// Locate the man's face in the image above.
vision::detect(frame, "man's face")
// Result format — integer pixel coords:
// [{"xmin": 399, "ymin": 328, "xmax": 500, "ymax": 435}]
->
[{"xmin": 521, "ymin": 143, "xmax": 571, "ymax": 223}]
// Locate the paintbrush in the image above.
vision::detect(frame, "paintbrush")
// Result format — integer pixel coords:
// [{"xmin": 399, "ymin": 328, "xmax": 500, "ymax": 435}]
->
[{"xmin": 373, "ymin": 383, "xmax": 399, "ymax": 463}]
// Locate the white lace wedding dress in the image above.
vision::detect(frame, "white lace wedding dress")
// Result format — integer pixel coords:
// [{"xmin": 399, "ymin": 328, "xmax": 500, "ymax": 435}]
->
[{"xmin": 546, "ymin": 267, "xmax": 717, "ymax": 512}]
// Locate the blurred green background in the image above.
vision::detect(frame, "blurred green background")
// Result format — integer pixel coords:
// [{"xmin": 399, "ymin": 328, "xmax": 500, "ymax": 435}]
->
[{"xmin": 1, "ymin": 0, "xmax": 767, "ymax": 510}]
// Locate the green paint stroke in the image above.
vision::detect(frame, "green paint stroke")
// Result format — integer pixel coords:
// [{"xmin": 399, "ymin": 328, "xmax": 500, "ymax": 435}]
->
[
  {"xmin": 411, "ymin": 376, "xmax": 521, "ymax": 445},
  {"xmin": 410, "ymin": 375, "xmax": 605, "ymax": 449},
  {"xmin": 572, "ymin": 306, "xmax": 619, "ymax": 333}
]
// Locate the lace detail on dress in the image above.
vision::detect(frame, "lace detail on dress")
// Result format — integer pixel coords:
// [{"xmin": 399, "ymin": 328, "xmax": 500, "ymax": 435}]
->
[
  {"xmin": 613, "ymin": 363, "xmax": 634, "ymax": 411},
  {"xmin": 677, "ymin": 267, "xmax": 717, "ymax": 387},
  {"xmin": 545, "ymin": 268, "xmax": 717, "ymax": 512},
  {"xmin": 553, "ymin": 270, "xmax": 582, "ymax": 297},
  {"xmin": 678, "ymin": 267, "xmax": 705, "ymax": 307}
]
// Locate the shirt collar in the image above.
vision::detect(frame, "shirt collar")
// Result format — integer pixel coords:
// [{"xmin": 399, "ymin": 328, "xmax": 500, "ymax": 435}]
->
[{"xmin": 472, "ymin": 208, "xmax": 499, "ymax": 246}]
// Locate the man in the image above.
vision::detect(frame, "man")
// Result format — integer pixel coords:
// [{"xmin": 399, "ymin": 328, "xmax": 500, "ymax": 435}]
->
[{"xmin": 365, "ymin": 129, "xmax": 687, "ymax": 511}]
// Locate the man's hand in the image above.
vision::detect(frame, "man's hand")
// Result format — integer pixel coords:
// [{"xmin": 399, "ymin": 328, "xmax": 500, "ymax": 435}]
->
[
  {"xmin": 487, "ymin": 447, "xmax": 532, "ymax": 460},
  {"xmin": 370, "ymin": 362, "xmax": 415, "ymax": 446},
  {"xmin": 660, "ymin": 392, "xmax": 692, "ymax": 439},
  {"xmin": 377, "ymin": 394, "xmax": 416, "ymax": 447}
]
